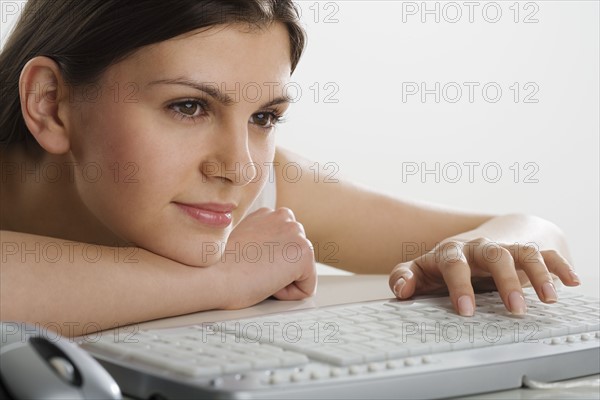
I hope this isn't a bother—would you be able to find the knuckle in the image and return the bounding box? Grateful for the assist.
[274,207,295,220]
[293,220,306,233]
[541,248,560,260]
[484,245,511,264]
[283,220,304,235]
[436,242,464,262]
[499,246,513,260]
[436,245,465,266]
[519,247,544,265]
[438,253,466,269]
[519,243,540,258]
[469,236,493,246]
[439,240,462,251]
[520,243,537,253]
[297,236,313,251]
[480,242,500,258]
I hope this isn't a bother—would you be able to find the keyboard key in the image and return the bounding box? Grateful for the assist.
[328,308,358,317]
[404,358,420,367]
[304,364,332,380]
[349,364,369,375]
[128,351,222,377]
[330,367,348,377]
[343,314,380,324]
[338,343,386,362]
[337,332,371,343]
[291,371,310,382]
[279,352,310,367]
[360,330,396,341]
[269,371,291,385]
[305,347,363,366]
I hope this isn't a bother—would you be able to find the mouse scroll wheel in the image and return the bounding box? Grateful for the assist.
[48,356,77,384]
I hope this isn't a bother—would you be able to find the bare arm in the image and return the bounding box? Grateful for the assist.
[0,209,317,337]
[274,147,495,274]
[0,230,226,337]
[273,148,577,316]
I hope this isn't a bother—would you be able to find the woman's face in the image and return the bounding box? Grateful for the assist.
[67,23,292,266]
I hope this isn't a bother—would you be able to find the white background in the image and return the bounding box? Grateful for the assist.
[282,0,600,294]
[2,1,598,294]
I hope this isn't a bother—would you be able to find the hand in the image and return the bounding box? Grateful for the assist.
[388,237,580,316]
[217,207,317,309]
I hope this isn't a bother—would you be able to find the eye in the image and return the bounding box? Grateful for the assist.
[249,111,284,129]
[168,99,206,121]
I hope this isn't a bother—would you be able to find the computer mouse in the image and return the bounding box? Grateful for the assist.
[0,321,121,400]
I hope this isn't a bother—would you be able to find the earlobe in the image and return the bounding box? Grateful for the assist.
[19,56,71,154]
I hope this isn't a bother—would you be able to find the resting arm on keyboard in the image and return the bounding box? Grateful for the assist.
[274,147,580,317]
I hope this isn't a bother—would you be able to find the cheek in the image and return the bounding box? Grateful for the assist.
[75,100,186,184]
[67,97,277,262]
[70,102,189,231]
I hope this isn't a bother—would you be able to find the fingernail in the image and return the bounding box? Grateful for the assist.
[508,291,527,315]
[393,278,406,299]
[457,295,474,317]
[542,282,557,303]
[569,270,580,285]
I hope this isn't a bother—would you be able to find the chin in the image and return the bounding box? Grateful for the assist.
[181,250,223,268]
[125,229,226,268]
[148,246,224,268]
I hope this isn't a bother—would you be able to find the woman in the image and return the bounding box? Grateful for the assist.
[0,0,579,337]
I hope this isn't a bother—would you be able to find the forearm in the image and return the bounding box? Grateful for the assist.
[445,213,572,263]
[0,231,224,337]
[308,187,493,274]
[274,148,495,275]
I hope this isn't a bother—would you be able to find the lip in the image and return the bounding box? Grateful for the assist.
[174,202,236,228]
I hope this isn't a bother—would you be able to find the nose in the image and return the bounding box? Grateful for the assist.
[200,121,258,186]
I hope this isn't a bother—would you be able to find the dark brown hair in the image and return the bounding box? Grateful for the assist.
[0,0,306,146]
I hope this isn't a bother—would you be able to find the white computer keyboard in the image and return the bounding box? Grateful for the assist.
[81,289,600,399]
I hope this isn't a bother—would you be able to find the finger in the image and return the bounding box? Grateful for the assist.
[507,244,557,303]
[431,243,475,317]
[273,276,317,300]
[291,239,318,297]
[540,249,580,286]
[389,263,417,299]
[273,249,317,300]
[471,240,526,315]
[294,221,306,236]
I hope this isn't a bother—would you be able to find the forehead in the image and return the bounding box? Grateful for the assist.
[106,22,292,88]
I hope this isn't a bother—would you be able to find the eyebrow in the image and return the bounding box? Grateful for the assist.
[147,78,291,109]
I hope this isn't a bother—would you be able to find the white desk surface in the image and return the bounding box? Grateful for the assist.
[122,273,600,400]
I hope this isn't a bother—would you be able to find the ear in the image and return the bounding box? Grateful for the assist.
[19,56,71,154]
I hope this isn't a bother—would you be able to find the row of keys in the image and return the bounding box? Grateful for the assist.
[88,334,309,377]
[265,356,436,385]
[544,331,600,345]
